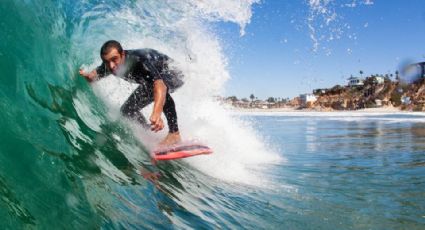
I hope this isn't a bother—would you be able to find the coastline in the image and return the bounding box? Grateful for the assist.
[227,106,425,115]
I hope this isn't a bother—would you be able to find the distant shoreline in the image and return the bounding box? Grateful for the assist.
[227,106,422,114]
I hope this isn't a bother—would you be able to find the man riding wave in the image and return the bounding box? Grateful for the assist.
[79,40,183,146]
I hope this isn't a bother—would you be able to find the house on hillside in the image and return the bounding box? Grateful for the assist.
[373,75,385,84]
[347,76,364,87]
[300,93,317,107]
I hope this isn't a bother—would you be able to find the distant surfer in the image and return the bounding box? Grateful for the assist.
[79,40,183,146]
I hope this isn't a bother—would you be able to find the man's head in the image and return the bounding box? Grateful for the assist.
[100,40,125,75]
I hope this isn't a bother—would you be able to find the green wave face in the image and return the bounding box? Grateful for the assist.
[0,1,160,228]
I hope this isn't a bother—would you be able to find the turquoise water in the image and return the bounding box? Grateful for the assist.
[1,0,425,229]
[244,112,425,229]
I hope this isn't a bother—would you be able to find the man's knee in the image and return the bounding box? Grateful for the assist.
[120,104,134,117]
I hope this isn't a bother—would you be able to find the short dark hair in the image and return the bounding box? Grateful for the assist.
[100,40,123,58]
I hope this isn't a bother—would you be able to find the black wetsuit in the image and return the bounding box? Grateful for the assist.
[96,49,183,133]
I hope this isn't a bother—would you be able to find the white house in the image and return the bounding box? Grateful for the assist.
[347,76,364,87]
[300,93,317,106]
[373,76,385,84]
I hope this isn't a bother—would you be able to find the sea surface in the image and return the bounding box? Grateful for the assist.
[239,112,425,229]
[1,1,425,229]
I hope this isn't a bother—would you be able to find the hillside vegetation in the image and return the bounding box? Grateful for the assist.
[312,77,425,111]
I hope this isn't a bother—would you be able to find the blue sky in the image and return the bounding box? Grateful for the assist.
[219,0,425,100]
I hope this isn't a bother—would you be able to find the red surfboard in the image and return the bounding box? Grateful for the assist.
[152,144,213,161]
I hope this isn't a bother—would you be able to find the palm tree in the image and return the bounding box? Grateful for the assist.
[249,94,255,107]
[250,94,255,102]
[359,70,364,78]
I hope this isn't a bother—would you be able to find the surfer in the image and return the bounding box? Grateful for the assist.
[79,40,183,146]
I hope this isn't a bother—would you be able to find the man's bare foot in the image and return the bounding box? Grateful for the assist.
[158,132,182,147]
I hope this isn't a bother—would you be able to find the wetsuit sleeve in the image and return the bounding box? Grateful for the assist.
[95,63,110,79]
[142,60,162,81]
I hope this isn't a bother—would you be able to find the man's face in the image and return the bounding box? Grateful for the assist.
[102,48,125,75]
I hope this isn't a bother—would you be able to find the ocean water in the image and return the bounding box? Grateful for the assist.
[1,0,425,229]
[240,112,425,229]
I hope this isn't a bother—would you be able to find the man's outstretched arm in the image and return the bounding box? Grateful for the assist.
[79,69,98,82]
[150,79,167,132]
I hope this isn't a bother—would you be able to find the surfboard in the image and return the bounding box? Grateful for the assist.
[152,143,213,161]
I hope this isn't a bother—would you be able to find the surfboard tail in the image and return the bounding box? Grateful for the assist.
[152,144,213,161]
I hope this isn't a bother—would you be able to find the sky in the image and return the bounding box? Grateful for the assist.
[219,0,425,100]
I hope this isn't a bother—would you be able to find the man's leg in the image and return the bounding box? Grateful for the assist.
[120,84,153,129]
[159,93,181,146]
[163,93,179,133]
[121,83,181,146]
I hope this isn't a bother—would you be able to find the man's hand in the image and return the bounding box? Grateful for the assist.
[79,69,97,82]
[149,112,164,132]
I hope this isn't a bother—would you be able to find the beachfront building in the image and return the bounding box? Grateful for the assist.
[373,75,385,84]
[347,76,364,87]
[232,100,250,108]
[252,100,273,109]
[300,93,317,107]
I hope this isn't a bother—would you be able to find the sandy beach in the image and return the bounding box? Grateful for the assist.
[227,106,424,114]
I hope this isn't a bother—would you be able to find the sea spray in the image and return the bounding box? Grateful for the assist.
[306,0,374,53]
